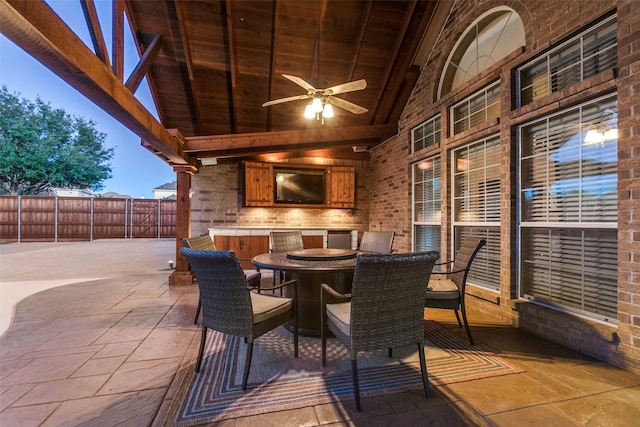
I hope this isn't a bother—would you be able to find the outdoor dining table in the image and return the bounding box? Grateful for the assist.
[252,248,357,336]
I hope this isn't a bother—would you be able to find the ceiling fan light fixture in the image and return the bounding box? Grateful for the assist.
[311,97,323,113]
[304,103,315,119]
[261,2,368,124]
[323,103,334,118]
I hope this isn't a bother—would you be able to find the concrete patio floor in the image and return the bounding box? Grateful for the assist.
[1,239,639,426]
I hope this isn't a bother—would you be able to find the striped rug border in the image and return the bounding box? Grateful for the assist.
[166,319,523,426]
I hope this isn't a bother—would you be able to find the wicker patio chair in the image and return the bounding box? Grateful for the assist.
[358,231,395,253]
[180,248,298,389]
[425,237,486,345]
[321,251,440,411]
[183,236,261,323]
[269,231,304,285]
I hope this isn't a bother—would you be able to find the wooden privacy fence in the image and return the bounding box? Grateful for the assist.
[0,196,176,242]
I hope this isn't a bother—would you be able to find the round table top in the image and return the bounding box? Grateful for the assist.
[286,248,357,261]
[252,249,358,272]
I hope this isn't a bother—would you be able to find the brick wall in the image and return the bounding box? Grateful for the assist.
[368,140,412,252]
[369,0,640,373]
[616,0,640,369]
[190,158,370,238]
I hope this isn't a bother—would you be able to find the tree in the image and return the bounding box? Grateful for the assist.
[0,86,114,195]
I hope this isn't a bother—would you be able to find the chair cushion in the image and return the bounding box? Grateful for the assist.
[250,292,292,324]
[244,270,260,280]
[244,270,261,287]
[326,302,351,337]
[426,279,460,300]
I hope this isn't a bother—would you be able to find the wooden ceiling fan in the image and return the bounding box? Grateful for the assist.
[262,74,368,115]
[262,1,368,119]
[262,74,369,114]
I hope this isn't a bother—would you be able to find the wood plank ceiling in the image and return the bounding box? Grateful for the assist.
[1,0,448,166]
[124,0,441,164]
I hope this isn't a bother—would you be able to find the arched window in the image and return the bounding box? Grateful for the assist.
[439,8,525,98]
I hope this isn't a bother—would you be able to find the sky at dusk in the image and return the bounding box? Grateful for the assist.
[0,1,175,199]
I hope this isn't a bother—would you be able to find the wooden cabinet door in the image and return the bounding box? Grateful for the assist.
[303,235,324,248]
[213,235,269,269]
[243,161,273,207]
[325,166,355,208]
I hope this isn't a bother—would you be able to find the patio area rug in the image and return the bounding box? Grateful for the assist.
[165,318,523,426]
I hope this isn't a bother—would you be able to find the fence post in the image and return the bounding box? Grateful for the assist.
[90,198,94,241]
[17,196,21,243]
[124,199,129,239]
[129,199,134,239]
[55,196,58,242]
[157,199,161,239]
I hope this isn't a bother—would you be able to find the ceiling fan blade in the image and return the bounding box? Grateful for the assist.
[262,94,310,107]
[282,74,317,92]
[327,96,368,114]
[325,79,367,95]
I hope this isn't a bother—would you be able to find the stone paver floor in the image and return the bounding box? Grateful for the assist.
[1,239,639,426]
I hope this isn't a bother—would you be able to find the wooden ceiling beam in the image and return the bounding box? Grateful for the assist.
[190,139,380,161]
[111,0,124,80]
[264,0,279,131]
[224,0,237,133]
[0,0,186,164]
[183,124,397,155]
[308,0,328,82]
[373,2,436,123]
[174,0,203,135]
[79,0,110,67]
[370,1,416,123]
[208,147,370,162]
[346,1,372,81]
[125,33,161,92]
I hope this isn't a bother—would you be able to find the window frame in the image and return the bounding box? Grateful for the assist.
[517,94,618,322]
[450,135,501,291]
[411,115,441,154]
[450,81,501,136]
[516,14,617,108]
[438,7,525,98]
[412,156,442,255]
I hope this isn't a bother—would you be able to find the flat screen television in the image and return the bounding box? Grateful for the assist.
[274,169,325,205]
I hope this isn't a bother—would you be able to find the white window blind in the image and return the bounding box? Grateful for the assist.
[520,97,618,224]
[518,95,618,320]
[451,82,500,135]
[517,15,617,107]
[520,228,618,320]
[452,136,501,290]
[412,115,441,153]
[455,226,500,289]
[413,156,441,253]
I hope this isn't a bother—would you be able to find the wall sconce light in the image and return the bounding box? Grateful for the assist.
[200,158,218,166]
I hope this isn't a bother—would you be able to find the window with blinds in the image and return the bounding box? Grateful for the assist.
[411,115,441,153]
[451,81,500,135]
[413,157,441,255]
[451,136,501,290]
[518,95,618,321]
[517,14,617,108]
